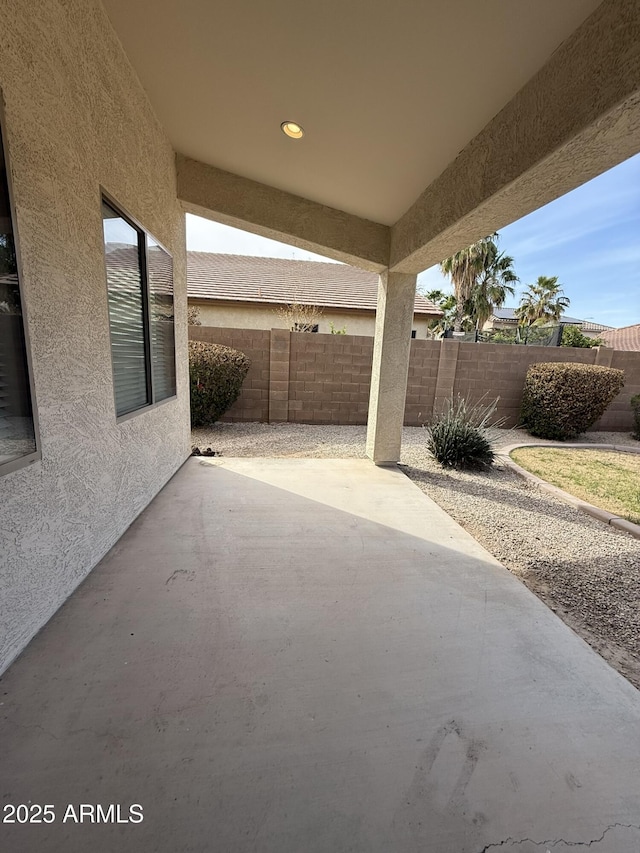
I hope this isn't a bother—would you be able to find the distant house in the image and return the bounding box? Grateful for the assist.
[187,253,442,338]
[483,308,613,339]
[599,324,640,351]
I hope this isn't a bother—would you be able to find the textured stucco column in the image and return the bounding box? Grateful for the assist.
[366,271,417,465]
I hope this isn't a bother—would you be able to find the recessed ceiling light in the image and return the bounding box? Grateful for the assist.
[281,121,304,139]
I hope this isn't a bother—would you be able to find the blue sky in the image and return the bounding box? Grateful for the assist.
[187,152,640,329]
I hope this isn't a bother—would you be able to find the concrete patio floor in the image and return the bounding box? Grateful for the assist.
[1,457,640,853]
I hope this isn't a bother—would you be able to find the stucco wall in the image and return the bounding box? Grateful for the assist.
[191,299,432,338]
[0,0,190,672]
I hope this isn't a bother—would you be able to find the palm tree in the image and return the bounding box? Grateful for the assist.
[440,239,486,332]
[466,242,518,330]
[440,234,517,332]
[515,276,570,329]
[423,289,457,337]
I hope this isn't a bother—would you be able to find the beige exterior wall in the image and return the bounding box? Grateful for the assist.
[190,299,433,338]
[483,319,515,331]
[0,0,190,672]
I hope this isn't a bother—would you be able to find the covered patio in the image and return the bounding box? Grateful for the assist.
[2,458,640,852]
[2,2,640,850]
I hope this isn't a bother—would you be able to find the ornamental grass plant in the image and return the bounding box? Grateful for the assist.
[425,396,505,470]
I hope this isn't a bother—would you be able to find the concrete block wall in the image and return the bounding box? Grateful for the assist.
[269,330,291,423]
[453,343,596,426]
[188,327,640,431]
[607,350,640,430]
[189,326,271,422]
[405,340,441,424]
[288,333,374,425]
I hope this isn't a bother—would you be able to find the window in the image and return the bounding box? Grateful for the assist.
[0,112,38,474]
[293,323,319,333]
[411,330,417,339]
[102,197,176,418]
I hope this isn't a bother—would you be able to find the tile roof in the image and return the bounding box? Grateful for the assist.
[599,323,640,351]
[580,320,615,333]
[491,307,585,325]
[490,307,613,331]
[104,244,174,296]
[187,252,441,315]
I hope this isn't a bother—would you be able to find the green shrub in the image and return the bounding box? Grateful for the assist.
[560,325,603,348]
[482,328,517,345]
[189,341,251,427]
[425,396,503,470]
[631,394,640,441]
[520,362,624,440]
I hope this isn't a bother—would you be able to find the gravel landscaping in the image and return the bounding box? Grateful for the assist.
[192,422,640,689]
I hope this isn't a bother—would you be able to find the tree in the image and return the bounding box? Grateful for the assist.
[440,240,486,332]
[561,325,603,348]
[515,276,570,328]
[466,242,518,330]
[0,233,21,315]
[0,233,17,277]
[276,299,323,332]
[423,289,457,337]
[439,234,517,332]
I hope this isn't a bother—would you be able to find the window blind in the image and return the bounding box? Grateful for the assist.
[0,127,37,469]
[102,202,150,417]
[102,198,175,419]
[147,239,176,403]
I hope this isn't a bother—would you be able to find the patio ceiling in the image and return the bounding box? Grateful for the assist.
[102,0,640,271]
[102,0,598,225]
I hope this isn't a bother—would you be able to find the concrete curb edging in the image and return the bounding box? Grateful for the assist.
[498,442,640,540]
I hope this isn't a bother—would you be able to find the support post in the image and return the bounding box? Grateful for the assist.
[366,271,417,464]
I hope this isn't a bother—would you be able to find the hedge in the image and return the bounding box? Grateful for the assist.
[520,362,624,440]
[189,341,251,427]
[631,393,640,441]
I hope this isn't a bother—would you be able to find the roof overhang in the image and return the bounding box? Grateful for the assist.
[102,0,640,272]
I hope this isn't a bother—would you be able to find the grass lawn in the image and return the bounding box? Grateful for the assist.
[511,447,640,524]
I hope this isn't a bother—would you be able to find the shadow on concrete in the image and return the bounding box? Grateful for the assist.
[1,458,639,853]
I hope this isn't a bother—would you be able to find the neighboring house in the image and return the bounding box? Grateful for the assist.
[599,323,640,351]
[483,308,613,339]
[578,320,617,339]
[187,252,442,338]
